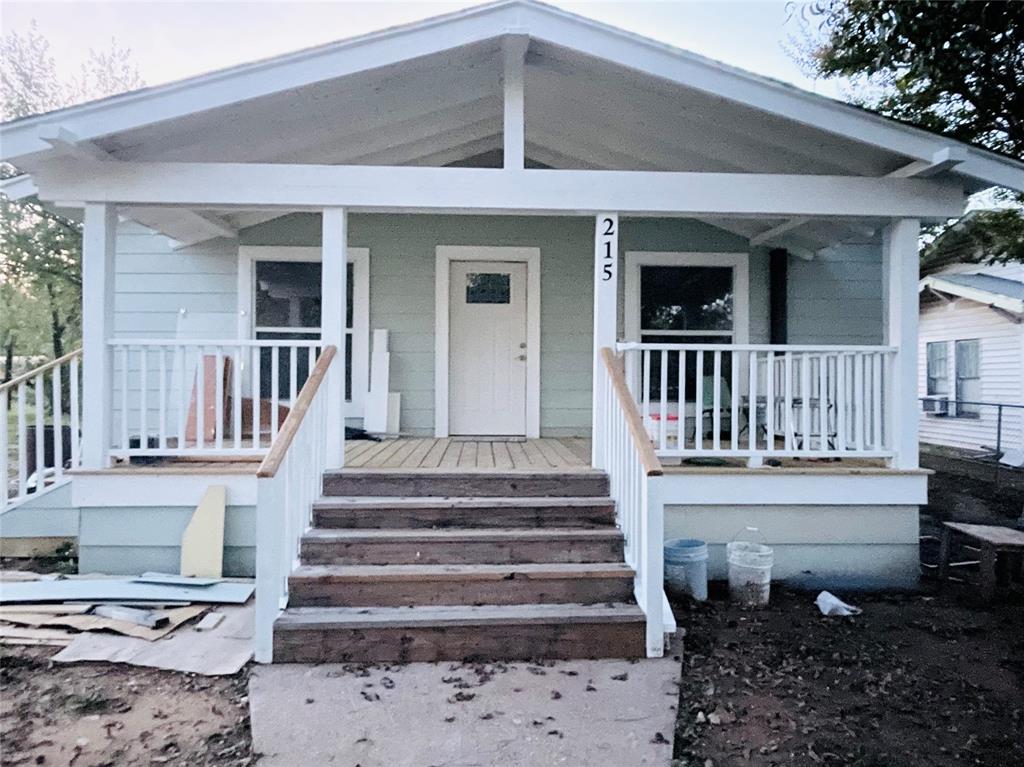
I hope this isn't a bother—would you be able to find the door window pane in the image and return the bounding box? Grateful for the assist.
[466,273,511,304]
[640,266,733,332]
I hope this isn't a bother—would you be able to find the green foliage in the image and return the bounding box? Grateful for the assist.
[789,1,1024,264]
[0,21,142,369]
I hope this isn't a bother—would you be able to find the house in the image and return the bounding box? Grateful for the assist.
[2,0,1023,663]
[918,215,1024,453]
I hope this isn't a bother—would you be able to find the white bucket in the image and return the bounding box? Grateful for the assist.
[726,529,773,606]
[664,538,708,601]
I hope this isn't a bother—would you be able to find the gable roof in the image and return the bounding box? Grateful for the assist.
[920,272,1024,314]
[1,0,1022,194]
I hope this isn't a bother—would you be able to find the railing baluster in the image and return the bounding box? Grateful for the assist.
[677,349,685,450]
[289,345,298,405]
[712,350,722,450]
[748,351,757,452]
[854,352,865,451]
[0,389,7,509]
[658,350,668,451]
[196,346,206,450]
[158,347,168,450]
[818,353,828,454]
[139,345,148,451]
[782,353,793,451]
[52,364,63,480]
[765,351,775,450]
[215,347,224,450]
[121,346,129,452]
[800,352,810,452]
[17,384,27,500]
[176,345,186,451]
[641,349,651,433]
[252,345,262,449]
[872,352,882,449]
[34,374,45,486]
[233,346,242,450]
[271,346,280,441]
[695,350,704,451]
[730,350,739,451]
[836,353,847,452]
[69,356,80,468]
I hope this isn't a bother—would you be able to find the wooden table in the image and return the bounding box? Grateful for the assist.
[938,521,1024,601]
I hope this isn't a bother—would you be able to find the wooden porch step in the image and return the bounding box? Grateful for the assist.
[312,496,617,529]
[272,603,646,663]
[299,527,625,565]
[287,562,635,607]
[321,470,610,498]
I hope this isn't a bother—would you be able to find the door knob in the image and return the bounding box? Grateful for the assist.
[516,354,527,361]
[519,342,527,349]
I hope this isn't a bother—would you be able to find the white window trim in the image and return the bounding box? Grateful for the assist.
[237,245,370,417]
[624,251,750,345]
[434,245,541,439]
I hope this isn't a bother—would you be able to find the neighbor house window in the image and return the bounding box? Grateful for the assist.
[925,342,949,397]
[954,339,981,417]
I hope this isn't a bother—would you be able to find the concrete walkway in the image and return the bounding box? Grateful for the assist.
[250,654,681,766]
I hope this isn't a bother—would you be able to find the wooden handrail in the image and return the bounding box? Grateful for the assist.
[0,348,82,392]
[256,345,337,479]
[600,347,662,477]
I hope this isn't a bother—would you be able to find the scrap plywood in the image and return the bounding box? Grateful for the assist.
[180,485,226,578]
[0,606,206,641]
[54,603,253,675]
[0,578,253,604]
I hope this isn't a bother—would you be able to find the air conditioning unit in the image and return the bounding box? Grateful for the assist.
[922,397,950,416]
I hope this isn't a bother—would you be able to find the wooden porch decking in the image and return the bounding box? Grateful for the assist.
[343,438,594,471]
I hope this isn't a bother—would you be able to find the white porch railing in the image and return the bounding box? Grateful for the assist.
[598,348,665,658]
[254,344,337,663]
[107,339,322,458]
[2,349,83,510]
[618,342,898,461]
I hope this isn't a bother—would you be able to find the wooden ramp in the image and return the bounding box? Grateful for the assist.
[272,464,645,663]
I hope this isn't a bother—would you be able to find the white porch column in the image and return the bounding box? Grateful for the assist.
[80,203,117,469]
[322,207,347,468]
[882,218,921,470]
[592,213,619,467]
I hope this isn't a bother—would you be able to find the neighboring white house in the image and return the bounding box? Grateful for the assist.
[2,0,1023,661]
[919,235,1024,453]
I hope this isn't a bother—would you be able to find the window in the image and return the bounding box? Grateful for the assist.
[639,265,735,399]
[248,252,368,407]
[926,342,949,397]
[954,339,981,417]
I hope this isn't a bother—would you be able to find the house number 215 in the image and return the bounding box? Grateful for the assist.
[600,216,617,282]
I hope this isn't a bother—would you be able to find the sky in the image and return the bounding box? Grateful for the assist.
[0,0,848,100]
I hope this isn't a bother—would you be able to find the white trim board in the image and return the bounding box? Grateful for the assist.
[659,472,927,506]
[237,245,370,417]
[72,472,257,507]
[434,245,541,438]
[624,251,750,345]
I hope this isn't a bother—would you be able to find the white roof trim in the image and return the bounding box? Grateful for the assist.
[1,0,1022,192]
[919,275,1024,314]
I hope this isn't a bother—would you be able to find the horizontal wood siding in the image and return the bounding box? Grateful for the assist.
[787,241,883,344]
[918,298,1024,451]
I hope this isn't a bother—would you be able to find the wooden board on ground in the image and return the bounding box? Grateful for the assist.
[0,606,206,641]
[180,485,226,578]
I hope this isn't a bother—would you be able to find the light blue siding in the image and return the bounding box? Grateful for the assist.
[78,504,256,576]
[787,241,884,344]
[0,482,78,538]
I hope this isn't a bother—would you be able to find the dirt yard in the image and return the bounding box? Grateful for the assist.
[0,647,253,766]
[671,584,1024,767]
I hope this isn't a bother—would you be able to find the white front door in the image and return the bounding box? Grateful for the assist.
[448,261,528,436]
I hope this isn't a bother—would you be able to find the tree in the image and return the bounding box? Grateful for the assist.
[0,21,142,373]
[788,1,1024,262]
